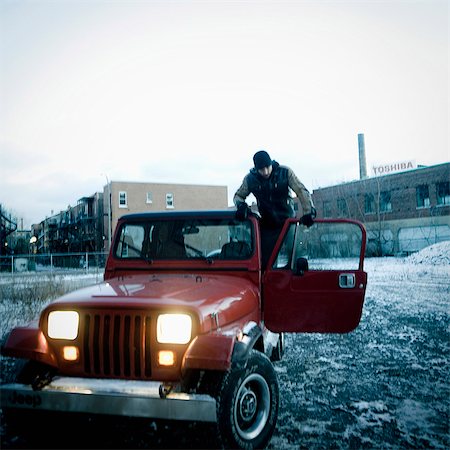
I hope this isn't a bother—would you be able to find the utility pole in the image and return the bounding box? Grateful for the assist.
[101,174,112,251]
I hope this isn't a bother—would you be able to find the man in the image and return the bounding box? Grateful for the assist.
[234,150,316,268]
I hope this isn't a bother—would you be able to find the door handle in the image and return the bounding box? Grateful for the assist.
[339,273,355,288]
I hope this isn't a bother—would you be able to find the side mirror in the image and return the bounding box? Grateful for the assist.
[295,257,309,276]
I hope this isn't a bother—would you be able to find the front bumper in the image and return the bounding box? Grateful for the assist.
[1,377,217,422]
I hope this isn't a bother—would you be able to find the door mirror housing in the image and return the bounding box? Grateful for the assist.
[295,257,309,276]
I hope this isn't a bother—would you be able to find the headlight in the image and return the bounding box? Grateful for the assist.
[47,311,79,340]
[157,314,192,344]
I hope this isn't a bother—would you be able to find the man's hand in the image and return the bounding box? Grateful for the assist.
[235,202,250,220]
[300,207,317,227]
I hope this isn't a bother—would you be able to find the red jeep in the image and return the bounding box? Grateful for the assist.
[1,210,367,449]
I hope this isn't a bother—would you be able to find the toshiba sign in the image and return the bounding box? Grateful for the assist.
[372,160,417,176]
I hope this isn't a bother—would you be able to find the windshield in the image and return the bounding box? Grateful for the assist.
[115,218,254,261]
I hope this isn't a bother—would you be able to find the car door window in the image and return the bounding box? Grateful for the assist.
[291,222,363,271]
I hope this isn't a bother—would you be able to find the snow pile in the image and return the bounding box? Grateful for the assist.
[407,240,450,266]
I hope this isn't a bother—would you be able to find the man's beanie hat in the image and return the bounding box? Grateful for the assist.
[253,150,272,169]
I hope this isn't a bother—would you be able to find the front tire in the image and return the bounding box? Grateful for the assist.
[216,350,279,449]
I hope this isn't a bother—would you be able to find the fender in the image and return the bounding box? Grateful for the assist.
[181,322,264,373]
[231,322,264,369]
[1,326,57,368]
[182,334,235,372]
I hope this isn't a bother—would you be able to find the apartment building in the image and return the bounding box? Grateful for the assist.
[31,193,104,254]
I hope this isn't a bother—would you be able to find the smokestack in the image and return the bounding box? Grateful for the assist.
[358,133,367,179]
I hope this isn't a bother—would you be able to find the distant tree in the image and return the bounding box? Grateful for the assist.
[334,177,393,256]
[0,204,18,256]
[14,237,28,255]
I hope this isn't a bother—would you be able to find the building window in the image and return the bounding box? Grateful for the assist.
[166,193,174,209]
[146,192,153,204]
[416,185,430,208]
[364,193,375,214]
[436,182,450,206]
[337,198,348,217]
[119,191,127,208]
[380,191,392,213]
[323,201,332,218]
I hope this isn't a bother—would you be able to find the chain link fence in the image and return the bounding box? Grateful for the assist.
[0,252,108,275]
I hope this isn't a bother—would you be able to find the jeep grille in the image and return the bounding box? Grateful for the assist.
[82,312,152,378]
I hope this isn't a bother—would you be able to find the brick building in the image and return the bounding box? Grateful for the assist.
[311,163,450,255]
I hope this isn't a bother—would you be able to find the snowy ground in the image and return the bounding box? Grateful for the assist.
[271,248,449,450]
[0,243,449,449]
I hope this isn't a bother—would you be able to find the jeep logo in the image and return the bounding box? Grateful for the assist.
[8,390,42,408]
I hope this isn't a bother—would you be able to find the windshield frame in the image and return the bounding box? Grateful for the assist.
[113,215,255,263]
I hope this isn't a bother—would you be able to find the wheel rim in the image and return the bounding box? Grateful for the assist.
[233,373,270,441]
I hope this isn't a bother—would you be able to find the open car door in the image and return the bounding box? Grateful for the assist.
[263,219,367,333]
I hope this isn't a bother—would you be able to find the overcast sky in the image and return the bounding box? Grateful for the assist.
[1,0,448,228]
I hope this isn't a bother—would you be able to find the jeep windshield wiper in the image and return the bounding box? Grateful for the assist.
[184,244,213,263]
[188,254,214,264]
[185,243,203,257]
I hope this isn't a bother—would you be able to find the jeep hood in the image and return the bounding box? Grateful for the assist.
[45,274,260,332]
